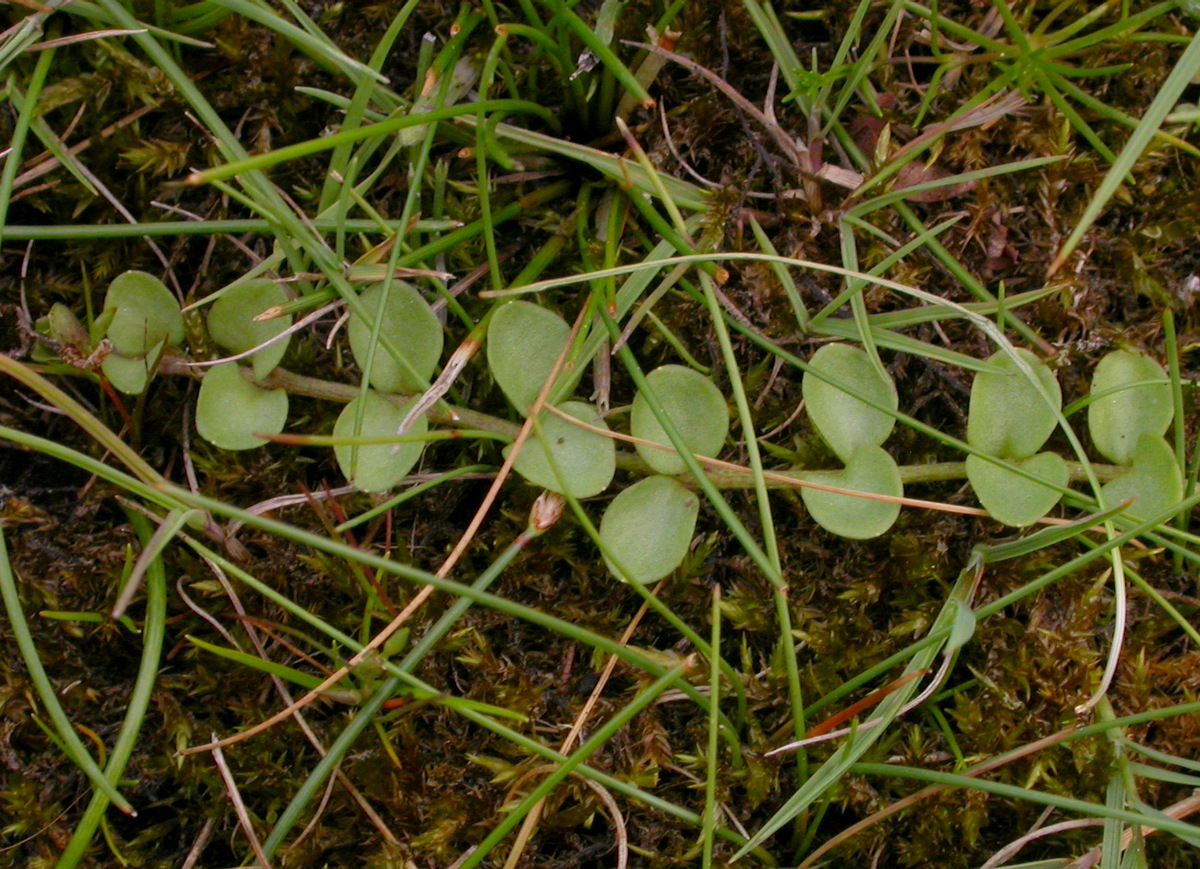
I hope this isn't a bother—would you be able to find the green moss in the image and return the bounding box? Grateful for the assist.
[3,0,1198,866]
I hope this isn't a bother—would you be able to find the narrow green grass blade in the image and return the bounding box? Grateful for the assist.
[1051,28,1200,273]
[0,527,137,816]
[1123,740,1200,776]
[851,762,1200,841]
[456,663,687,869]
[54,513,168,868]
[732,558,980,859]
[0,41,55,247]
[187,636,330,692]
[1102,747,1127,869]
[749,216,810,329]
[702,587,722,869]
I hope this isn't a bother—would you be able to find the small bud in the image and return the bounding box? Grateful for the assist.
[530,491,565,532]
[47,303,88,345]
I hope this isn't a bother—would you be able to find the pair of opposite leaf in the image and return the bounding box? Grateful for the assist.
[96,271,439,494]
[965,348,1069,528]
[800,344,904,539]
[487,300,728,584]
[96,273,1181,550]
[1086,349,1182,522]
[98,270,185,395]
[199,279,439,494]
[967,347,1181,526]
[333,282,442,492]
[83,270,293,449]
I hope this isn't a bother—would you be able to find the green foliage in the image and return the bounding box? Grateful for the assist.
[966,349,1065,526]
[1087,349,1173,466]
[195,362,289,450]
[99,270,184,394]
[100,350,159,395]
[101,270,184,356]
[966,452,1068,528]
[802,343,897,462]
[1102,432,1183,521]
[800,344,902,537]
[967,349,1061,460]
[207,279,293,380]
[630,365,729,476]
[486,300,572,412]
[599,475,700,584]
[505,401,615,498]
[347,282,444,394]
[11,2,1200,866]
[1086,349,1181,520]
[333,392,428,493]
[800,445,902,539]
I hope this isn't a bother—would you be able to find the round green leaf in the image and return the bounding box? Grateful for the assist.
[1088,349,1172,466]
[966,451,1067,527]
[631,365,729,476]
[100,351,151,396]
[1102,433,1183,521]
[504,400,615,498]
[967,348,1061,459]
[208,279,293,381]
[348,282,443,393]
[102,270,184,356]
[486,301,572,414]
[196,362,288,451]
[800,446,902,539]
[802,344,897,462]
[600,475,699,584]
[333,391,428,493]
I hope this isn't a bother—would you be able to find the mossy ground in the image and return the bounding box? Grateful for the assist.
[2,1,1200,866]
